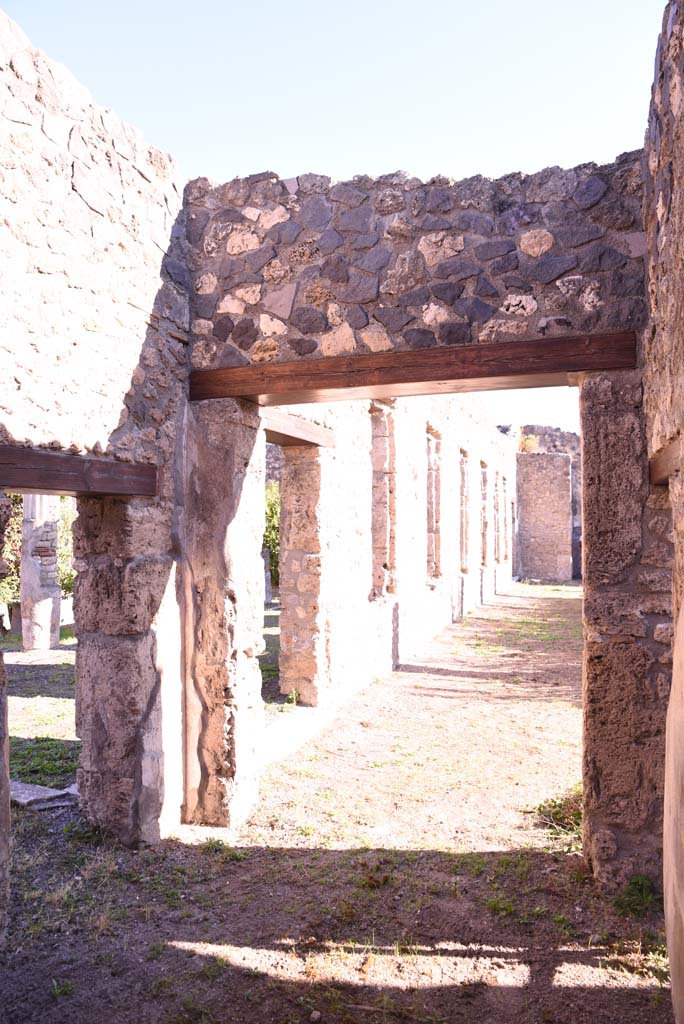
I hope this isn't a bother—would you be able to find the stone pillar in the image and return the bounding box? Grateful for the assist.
[181,399,265,830]
[73,498,184,846]
[580,371,674,888]
[20,494,61,650]
[516,452,573,582]
[279,446,329,707]
[370,403,396,598]
[0,493,11,946]
[665,471,684,1024]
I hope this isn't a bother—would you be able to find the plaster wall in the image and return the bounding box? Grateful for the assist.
[275,394,515,705]
[0,13,191,845]
[515,452,573,582]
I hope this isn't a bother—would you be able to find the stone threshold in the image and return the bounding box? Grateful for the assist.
[10,779,78,811]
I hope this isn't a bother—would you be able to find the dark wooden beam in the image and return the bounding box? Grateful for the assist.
[189,332,637,406]
[649,436,682,486]
[261,408,334,447]
[0,446,158,497]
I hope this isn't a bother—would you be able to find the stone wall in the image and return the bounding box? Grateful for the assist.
[521,425,582,577]
[0,493,11,946]
[184,158,646,375]
[272,393,516,707]
[644,3,684,1018]
[515,452,573,582]
[580,371,673,889]
[0,13,191,845]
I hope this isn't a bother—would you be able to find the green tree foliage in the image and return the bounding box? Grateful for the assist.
[263,481,280,587]
[57,497,77,596]
[0,495,76,604]
[0,494,22,605]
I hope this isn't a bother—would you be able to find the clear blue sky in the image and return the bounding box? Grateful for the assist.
[6,0,666,429]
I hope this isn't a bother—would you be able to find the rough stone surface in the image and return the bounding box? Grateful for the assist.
[520,426,582,577]
[181,399,265,830]
[0,18,191,846]
[184,157,647,366]
[580,371,673,890]
[515,452,573,582]
[644,7,684,1016]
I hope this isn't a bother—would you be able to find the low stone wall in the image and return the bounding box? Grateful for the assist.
[516,452,573,582]
[184,157,646,373]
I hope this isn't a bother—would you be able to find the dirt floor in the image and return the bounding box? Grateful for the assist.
[0,583,673,1024]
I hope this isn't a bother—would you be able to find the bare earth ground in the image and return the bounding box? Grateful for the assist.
[0,583,673,1024]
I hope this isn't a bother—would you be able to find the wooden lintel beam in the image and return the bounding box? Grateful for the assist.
[189,332,637,406]
[260,408,334,447]
[649,436,683,486]
[0,446,158,498]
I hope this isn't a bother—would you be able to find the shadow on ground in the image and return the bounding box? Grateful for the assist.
[1,806,672,1024]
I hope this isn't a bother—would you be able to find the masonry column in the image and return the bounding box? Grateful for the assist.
[279,445,330,707]
[74,496,185,847]
[181,399,265,829]
[0,493,11,946]
[20,494,61,650]
[580,370,673,888]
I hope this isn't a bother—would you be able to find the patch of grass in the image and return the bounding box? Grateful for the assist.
[149,941,166,961]
[195,955,228,980]
[51,978,73,999]
[10,735,80,789]
[199,838,248,864]
[454,852,487,878]
[534,783,582,849]
[484,893,515,917]
[63,819,105,846]
[602,931,670,987]
[552,912,575,937]
[60,625,77,645]
[613,875,663,918]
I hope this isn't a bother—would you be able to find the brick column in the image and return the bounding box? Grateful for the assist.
[20,494,61,650]
[279,445,329,706]
[580,370,673,888]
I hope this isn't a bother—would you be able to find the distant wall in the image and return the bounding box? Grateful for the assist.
[521,425,582,577]
[0,12,191,845]
[516,452,573,582]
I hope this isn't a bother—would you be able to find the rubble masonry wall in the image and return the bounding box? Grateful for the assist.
[515,452,573,582]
